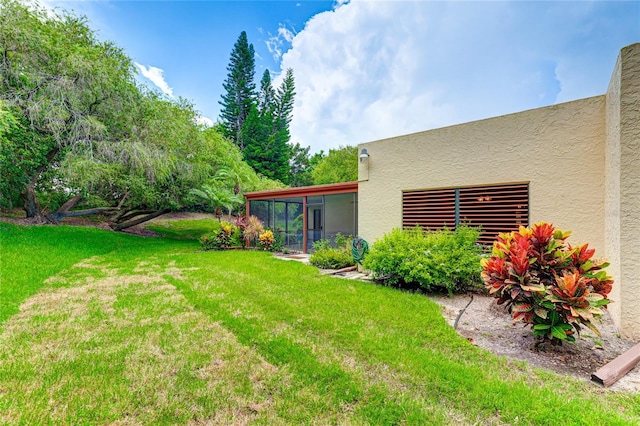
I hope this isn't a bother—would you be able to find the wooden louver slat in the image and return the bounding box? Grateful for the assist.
[402,184,529,245]
[402,188,456,230]
[459,184,528,245]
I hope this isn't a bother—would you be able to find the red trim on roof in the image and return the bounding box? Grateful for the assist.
[245,181,358,200]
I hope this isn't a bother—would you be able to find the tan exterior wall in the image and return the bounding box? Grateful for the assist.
[358,43,640,339]
[605,47,623,333]
[358,96,606,251]
[605,44,640,339]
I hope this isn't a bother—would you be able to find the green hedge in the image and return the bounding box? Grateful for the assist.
[309,233,356,269]
[363,225,483,294]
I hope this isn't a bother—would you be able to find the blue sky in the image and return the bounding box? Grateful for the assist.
[43,0,639,153]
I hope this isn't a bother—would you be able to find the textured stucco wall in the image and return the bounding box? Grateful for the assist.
[605,47,623,333]
[606,43,640,339]
[358,96,606,255]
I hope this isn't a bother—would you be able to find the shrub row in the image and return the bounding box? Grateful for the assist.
[363,225,483,295]
[309,233,356,269]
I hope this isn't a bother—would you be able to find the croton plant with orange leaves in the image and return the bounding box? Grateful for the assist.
[481,222,613,345]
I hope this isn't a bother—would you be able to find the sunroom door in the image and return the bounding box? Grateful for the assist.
[306,204,323,251]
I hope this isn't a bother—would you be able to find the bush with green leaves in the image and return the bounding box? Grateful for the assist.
[258,229,275,251]
[272,228,285,252]
[199,221,242,250]
[481,222,613,346]
[363,225,483,294]
[311,238,331,252]
[309,233,356,269]
[199,232,219,251]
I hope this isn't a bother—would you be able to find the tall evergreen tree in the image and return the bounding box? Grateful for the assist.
[272,68,296,143]
[258,69,275,115]
[243,102,290,183]
[219,34,298,184]
[243,68,295,184]
[219,31,256,150]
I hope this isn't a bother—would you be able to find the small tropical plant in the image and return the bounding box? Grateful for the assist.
[189,167,244,216]
[271,227,285,252]
[243,215,264,245]
[258,229,275,251]
[233,214,247,230]
[199,221,240,250]
[481,222,613,346]
[199,232,218,251]
[218,222,237,247]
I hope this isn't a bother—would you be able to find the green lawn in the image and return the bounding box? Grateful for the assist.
[0,222,638,424]
[145,218,221,240]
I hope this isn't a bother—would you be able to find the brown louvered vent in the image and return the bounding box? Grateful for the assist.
[402,188,456,230]
[459,184,529,245]
[402,183,529,246]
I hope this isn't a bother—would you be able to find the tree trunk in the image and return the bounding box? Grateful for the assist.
[21,146,60,219]
[114,209,157,224]
[46,194,119,223]
[110,209,170,231]
[108,192,131,222]
[22,182,40,219]
[48,206,119,223]
[46,194,83,223]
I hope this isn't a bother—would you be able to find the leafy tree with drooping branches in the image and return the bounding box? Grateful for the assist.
[311,145,357,184]
[0,1,279,229]
[0,103,55,208]
[0,0,140,218]
[186,127,286,216]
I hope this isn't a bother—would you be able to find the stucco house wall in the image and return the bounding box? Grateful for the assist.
[358,95,606,250]
[358,43,639,339]
[605,44,640,339]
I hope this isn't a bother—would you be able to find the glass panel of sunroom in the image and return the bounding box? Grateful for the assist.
[285,201,304,251]
[324,193,357,245]
[249,200,273,229]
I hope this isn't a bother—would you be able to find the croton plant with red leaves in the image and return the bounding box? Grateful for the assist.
[481,222,613,345]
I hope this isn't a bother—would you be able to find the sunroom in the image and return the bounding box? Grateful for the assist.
[244,182,358,253]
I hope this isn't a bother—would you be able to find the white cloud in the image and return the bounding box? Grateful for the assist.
[265,24,297,62]
[278,26,295,43]
[195,115,214,128]
[276,0,638,153]
[135,63,174,97]
[333,0,350,10]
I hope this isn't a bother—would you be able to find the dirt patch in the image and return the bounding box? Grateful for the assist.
[429,293,640,392]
